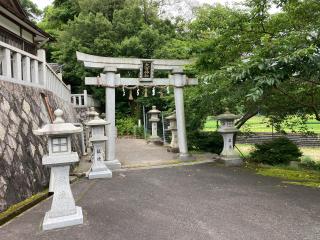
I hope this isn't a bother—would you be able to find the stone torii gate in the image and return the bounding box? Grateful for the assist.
[77,52,198,164]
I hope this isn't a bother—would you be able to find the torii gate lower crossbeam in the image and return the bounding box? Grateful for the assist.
[77,52,198,164]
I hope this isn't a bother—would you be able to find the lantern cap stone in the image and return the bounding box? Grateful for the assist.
[166,111,176,120]
[86,115,110,126]
[148,106,161,114]
[33,109,82,136]
[86,107,98,117]
[216,108,240,120]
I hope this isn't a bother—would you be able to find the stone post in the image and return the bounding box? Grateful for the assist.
[2,48,11,77]
[217,109,242,166]
[166,111,179,153]
[13,52,22,81]
[33,109,83,231]
[103,67,121,170]
[86,115,112,179]
[173,69,194,161]
[83,90,88,107]
[22,56,31,83]
[31,59,39,84]
[147,106,162,144]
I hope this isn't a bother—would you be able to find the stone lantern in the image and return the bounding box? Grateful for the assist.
[166,111,179,153]
[85,107,98,151]
[33,109,83,231]
[216,108,242,166]
[148,106,161,143]
[86,115,112,179]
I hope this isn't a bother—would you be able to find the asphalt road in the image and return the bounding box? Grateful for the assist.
[1,163,320,240]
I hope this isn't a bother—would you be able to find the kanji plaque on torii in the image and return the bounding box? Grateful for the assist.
[77,52,198,163]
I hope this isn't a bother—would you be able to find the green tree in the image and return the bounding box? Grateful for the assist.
[226,0,320,129]
[186,0,320,134]
[20,0,42,21]
[40,0,182,116]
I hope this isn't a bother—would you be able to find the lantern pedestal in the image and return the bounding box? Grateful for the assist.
[105,160,121,170]
[42,153,83,230]
[43,206,83,231]
[178,153,195,161]
[89,163,112,179]
[88,140,112,179]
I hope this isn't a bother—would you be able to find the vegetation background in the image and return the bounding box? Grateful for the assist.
[22,0,320,147]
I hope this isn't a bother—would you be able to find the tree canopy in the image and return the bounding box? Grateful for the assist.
[20,0,42,21]
[37,0,320,134]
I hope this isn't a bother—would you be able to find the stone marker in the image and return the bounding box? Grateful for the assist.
[33,109,83,231]
[86,115,112,179]
[166,111,179,153]
[148,106,162,144]
[216,108,242,166]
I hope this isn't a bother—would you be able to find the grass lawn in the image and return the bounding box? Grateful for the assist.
[204,116,320,133]
[239,144,320,188]
[252,165,320,188]
[236,144,320,162]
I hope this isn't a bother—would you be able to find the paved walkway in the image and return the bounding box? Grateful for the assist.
[75,138,214,173]
[117,138,178,167]
[1,140,320,239]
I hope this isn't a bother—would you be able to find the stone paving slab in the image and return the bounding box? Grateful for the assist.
[1,163,320,240]
[116,138,178,167]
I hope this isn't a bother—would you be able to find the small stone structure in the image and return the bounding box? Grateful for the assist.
[166,111,179,153]
[217,109,242,166]
[148,106,162,144]
[87,115,112,179]
[34,109,83,230]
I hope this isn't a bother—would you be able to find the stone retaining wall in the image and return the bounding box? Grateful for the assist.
[0,80,82,212]
[237,132,320,146]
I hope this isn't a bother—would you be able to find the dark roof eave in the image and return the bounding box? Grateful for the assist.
[1,1,54,41]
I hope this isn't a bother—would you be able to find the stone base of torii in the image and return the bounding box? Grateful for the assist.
[77,52,198,162]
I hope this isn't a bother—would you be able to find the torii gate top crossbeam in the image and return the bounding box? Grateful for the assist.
[76,52,192,71]
[77,51,198,87]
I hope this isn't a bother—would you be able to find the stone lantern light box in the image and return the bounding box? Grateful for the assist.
[33,109,83,231]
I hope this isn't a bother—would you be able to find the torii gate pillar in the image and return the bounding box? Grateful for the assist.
[173,70,194,161]
[103,67,121,170]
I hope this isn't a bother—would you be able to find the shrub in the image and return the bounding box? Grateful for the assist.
[117,117,136,136]
[300,157,320,171]
[188,131,223,154]
[133,126,145,139]
[250,137,302,165]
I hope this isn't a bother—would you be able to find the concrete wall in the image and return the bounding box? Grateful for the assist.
[237,132,320,147]
[0,80,82,212]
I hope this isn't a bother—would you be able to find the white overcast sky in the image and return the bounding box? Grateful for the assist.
[31,0,243,10]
